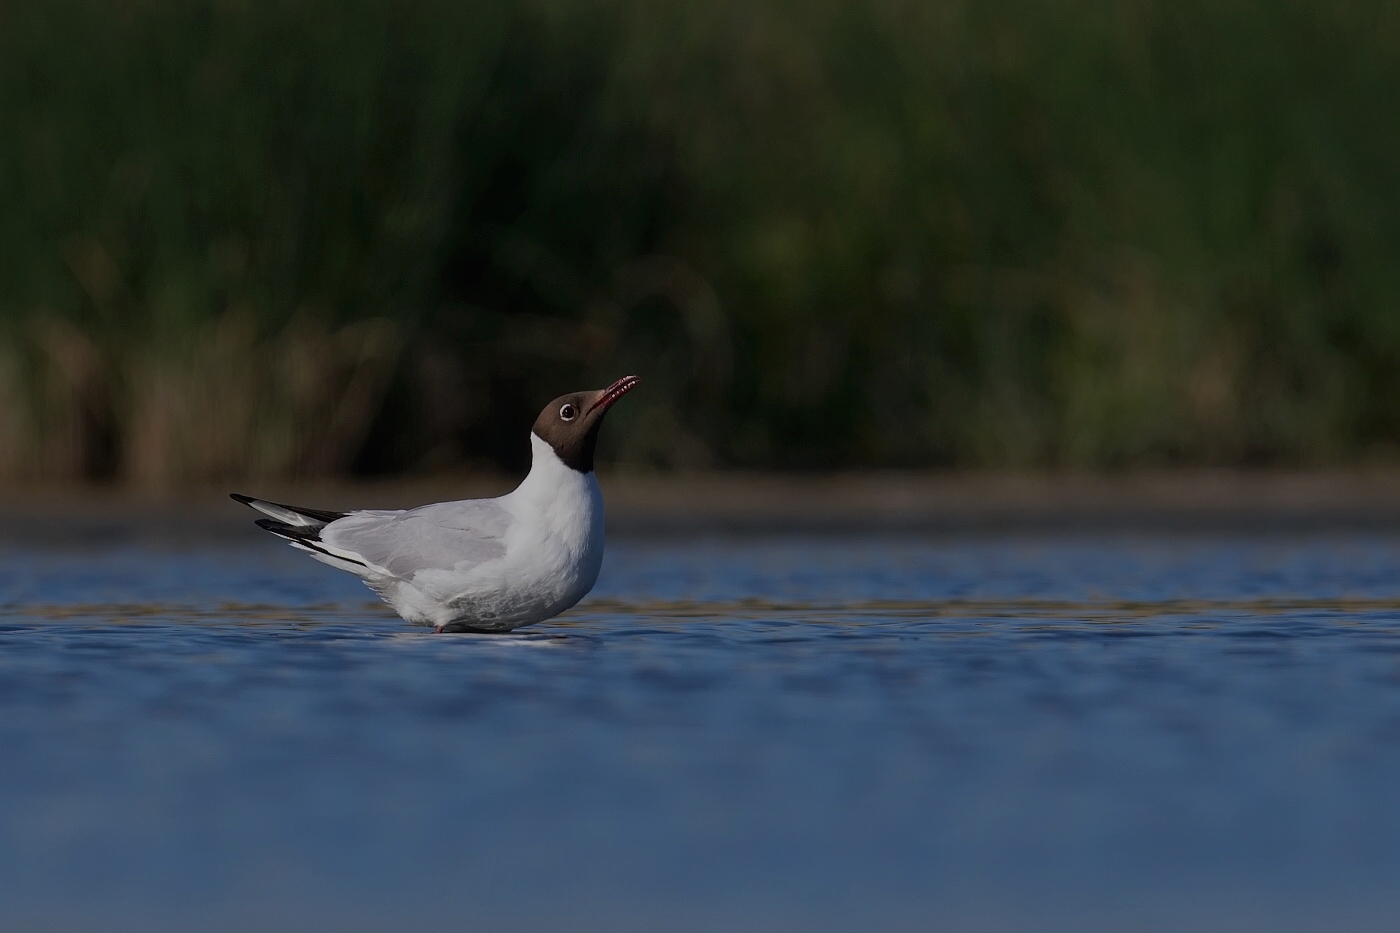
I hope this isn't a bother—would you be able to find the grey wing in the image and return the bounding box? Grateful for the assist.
[319,500,511,580]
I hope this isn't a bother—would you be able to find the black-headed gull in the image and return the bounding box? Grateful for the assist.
[233,375,640,632]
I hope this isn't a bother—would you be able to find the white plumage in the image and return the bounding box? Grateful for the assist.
[235,376,637,632]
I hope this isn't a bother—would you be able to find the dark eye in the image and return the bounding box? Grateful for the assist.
[559,403,577,421]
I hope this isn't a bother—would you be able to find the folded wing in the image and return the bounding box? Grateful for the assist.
[320,500,511,580]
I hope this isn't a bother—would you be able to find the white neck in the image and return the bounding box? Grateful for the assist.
[503,433,605,559]
[510,432,595,501]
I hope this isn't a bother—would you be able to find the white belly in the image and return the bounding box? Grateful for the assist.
[379,540,603,631]
[368,449,606,631]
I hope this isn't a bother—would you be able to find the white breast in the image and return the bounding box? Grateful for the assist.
[387,434,606,630]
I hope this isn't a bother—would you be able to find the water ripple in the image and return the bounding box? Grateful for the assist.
[4,535,1400,931]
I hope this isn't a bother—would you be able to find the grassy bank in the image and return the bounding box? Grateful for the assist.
[2,0,1399,483]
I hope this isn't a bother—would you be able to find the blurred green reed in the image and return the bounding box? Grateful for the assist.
[1,0,1399,483]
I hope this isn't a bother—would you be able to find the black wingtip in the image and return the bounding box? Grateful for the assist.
[254,517,316,541]
[231,493,349,525]
[253,518,367,567]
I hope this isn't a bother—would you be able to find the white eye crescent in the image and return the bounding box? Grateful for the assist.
[559,403,577,421]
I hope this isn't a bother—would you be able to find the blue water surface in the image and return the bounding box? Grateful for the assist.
[3,530,1400,931]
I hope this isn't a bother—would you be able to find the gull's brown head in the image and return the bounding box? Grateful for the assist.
[531,375,640,473]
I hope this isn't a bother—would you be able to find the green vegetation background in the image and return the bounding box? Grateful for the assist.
[2,0,1399,483]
